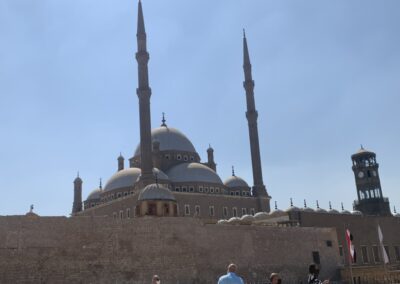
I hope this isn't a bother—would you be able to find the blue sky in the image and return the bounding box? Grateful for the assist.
[1,0,399,216]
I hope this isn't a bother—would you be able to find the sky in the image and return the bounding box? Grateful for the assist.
[0,0,399,216]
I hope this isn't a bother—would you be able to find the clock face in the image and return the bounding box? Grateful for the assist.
[373,170,377,177]
[358,171,364,178]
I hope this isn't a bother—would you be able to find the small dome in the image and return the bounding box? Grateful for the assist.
[286,206,301,213]
[351,210,363,215]
[254,212,269,220]
[315,208,327,213]
[138,183,176,201]
[352,147,375,158]
[217,219,228,224]
[240,214,255,223]
[269,209,284,217]
[341,209,351,215]
[302,207,315,213]
[394,213,400,218]
[104,168,168,192]
[166,162,223,184]
[328,208,340,214]
[227,217,241,224]
[134,126,196,156]
[224,175,249,188]
[87,188,102,200]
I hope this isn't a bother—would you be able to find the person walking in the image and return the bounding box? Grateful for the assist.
[308,264,329,284]
[269,273,281,284]
[152,275,161,284]
[217,263,244,284]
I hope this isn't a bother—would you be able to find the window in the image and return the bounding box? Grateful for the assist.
[216,187,219,193]
[230,192,234,196]
[373,245,380,263]
[326,240,332,247]
[370,190,375,198]
[242,208,247,216]
[190,156,194,161]
[394,246,400,262]
[117,193,122,198]
[126,208,131,218]
[111,194,115,199]
[209,206,215,217]
[177,154,182,160]
[235,191,240,196]
[223,207,228,218]
[204,187,209,193]
[384,246,390,262]
[312,251,320,265]
[250,208,255,216]
[183,155,188,161]
[175,187,180,192]
[360,191,365,200]
[367,170,371,177]
[124,192,128,197]
[184,205,190,216]
[113,212,117,219]
[119,210,123,219]
[195,205,200,216]
[189,186,194,192]
[232,207,237,217]
[165,154,170,160]
[182,186,187,192]
[199,186,203,193]
[361,246,369,263]
[130,191,134,195]
[210,187,214,193]
[375,189,380,197]
[339,246,343,256]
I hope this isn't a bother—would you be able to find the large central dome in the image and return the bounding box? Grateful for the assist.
[134,126,197,156]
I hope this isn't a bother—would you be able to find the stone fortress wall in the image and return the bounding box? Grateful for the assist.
[0,215,340,283]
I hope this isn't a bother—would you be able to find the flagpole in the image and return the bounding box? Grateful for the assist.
[344,223,354,284]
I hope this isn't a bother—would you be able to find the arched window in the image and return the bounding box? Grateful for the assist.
[232,207,238,217]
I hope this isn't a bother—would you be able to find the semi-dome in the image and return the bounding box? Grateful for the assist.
[351,210,363,215]
[104,168,168,192]
[166,162,223,184]
[87,188,102,200]
[224,175,249,188]
[138,183,176,201]
[240,214,255,224]
[134,126,196,156]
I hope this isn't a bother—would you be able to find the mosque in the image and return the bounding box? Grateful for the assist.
[72,0,270,220]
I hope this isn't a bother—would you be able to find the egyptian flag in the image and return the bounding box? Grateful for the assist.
[345,229,356,263]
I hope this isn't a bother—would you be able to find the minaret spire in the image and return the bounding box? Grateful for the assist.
[136,0,154,185]
[242,30,269,210]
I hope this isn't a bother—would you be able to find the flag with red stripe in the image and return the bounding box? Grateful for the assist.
[345,229,356,263]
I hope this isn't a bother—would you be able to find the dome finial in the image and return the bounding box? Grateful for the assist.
[99,178,102,189]
[161,112,167,127]
[304,199,307,208]
[341,202,344,211]
[329,201,332,210]
[316,200,320,209]
[243,28,246,38]
[360,144,364,150]
[394,206,397,214]
[232,166,235,176]
[290,198,293,207]
[275,201,278,210]
[77,171,80,178]
[30,204,34,213]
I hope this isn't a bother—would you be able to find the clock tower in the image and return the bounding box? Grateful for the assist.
[351,146,391,216]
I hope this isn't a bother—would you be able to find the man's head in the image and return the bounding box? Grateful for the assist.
[270,273,280,284]
[227,263,237,273]
[152,275,160,284]
[309,264,320,276]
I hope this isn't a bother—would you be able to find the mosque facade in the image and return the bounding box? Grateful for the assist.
[72,0,270,220]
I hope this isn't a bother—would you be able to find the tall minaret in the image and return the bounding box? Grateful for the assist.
[72,173,82,214]
[242,30,269,203]
[136,0,154,184]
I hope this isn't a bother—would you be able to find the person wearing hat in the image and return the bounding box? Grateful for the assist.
[269,273,281,284]
[152,275,161,284]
